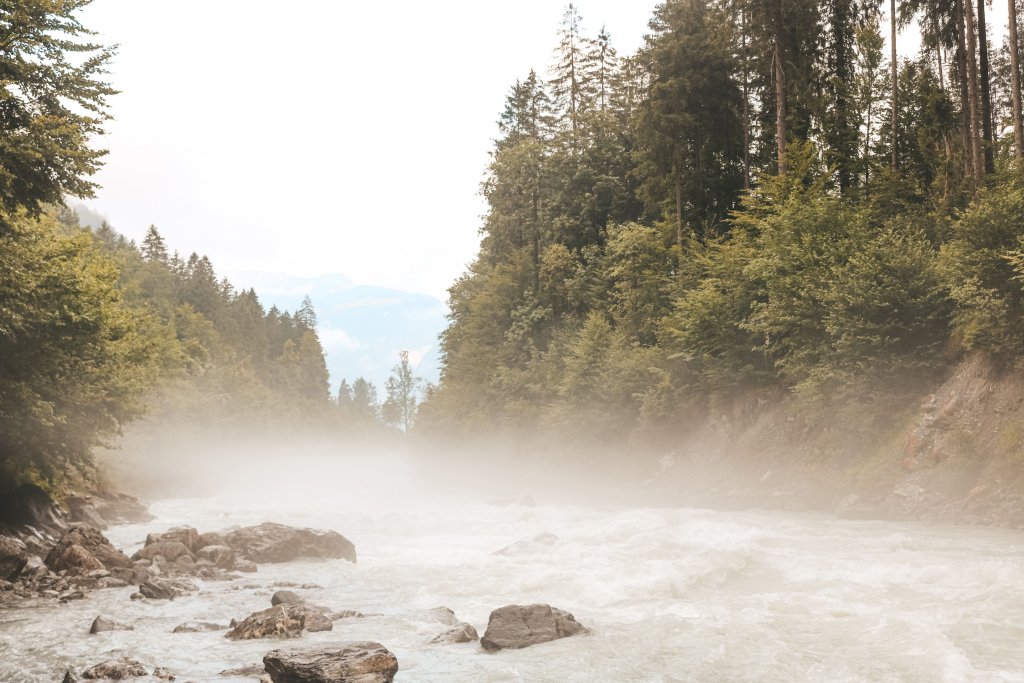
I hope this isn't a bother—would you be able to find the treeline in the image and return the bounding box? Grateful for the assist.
[421,0,1024,446]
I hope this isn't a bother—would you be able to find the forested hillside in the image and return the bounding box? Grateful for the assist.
[0,2,341,490]
[421,0,1024,461]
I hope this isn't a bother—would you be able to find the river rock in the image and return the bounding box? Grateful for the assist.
[196,531,227,548]
[225,523,356,563]
[62,671,77,683]
[152,666,175,680]
[132,540,193,563]
[173,620,226,633]
[81,657,147,679]
[45,524,131,572]
[196,543,234,568]
[271,590,303,606]
[138,578,198,600]
[0,536,28,580]
[146,526,200,553]
[226,603,333,640]
[90,615,134,633]
[263,642,398,683]
[429,622,479,644]
[48,543,104,574]
[236,558,258,573]
[480,604,588,651]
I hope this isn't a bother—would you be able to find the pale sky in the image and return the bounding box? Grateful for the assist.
[77,0,660,301]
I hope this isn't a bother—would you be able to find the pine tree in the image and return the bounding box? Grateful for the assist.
[141,226,169,265]
[382,350,424,431]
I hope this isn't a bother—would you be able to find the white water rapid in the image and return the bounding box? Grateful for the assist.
[2,453,1024,682]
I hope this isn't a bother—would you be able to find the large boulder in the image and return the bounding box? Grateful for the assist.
[225,523,356,564]
[480,604,588,651]
[0,536,28,580]
[81,657,148,679]
[196,544,234,568]
[263,642,398,683]
[48,543,104,575]
[131,540,193,563]
[89,615,134,634]
[226,603,333,640]
[138,578,198,600]
[45,524,131,572]
[145,526,200,553]
[271,590,303,606]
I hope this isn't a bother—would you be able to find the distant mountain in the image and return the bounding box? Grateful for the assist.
[229,271,447,394]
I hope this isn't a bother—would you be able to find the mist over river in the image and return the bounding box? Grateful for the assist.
[2,452,1024,682]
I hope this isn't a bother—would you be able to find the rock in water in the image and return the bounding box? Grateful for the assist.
[145,526,200,553]
[81,657,147,679]
[138,578,198,600]
[263,642,398,683]
[45,524,131,572]
[196,544,235,568]
[429,622,479,644]
[89,615,134,634]
[172,621,226,633]
[49,543,104,575]
[271,590,303,606]
[131,540,193,562]
[224,523,356,563]
[480,604,588,651]
[61,671,77,683]
[226,603,333,640]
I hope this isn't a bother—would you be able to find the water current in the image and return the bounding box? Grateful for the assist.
[2,459,1024,682]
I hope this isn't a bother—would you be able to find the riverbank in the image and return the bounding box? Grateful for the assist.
[646,352,1024,529]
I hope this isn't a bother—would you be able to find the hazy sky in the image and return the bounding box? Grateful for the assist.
[77,1,660,300]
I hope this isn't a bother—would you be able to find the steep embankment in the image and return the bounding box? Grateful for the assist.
[658,353,1024,528]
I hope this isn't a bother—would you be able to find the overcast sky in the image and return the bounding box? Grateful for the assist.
[77,1,659,300]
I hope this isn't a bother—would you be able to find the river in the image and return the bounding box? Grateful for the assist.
[2,458,1024,682]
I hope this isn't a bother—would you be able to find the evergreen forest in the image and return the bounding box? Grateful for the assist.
[419,0,1024,455]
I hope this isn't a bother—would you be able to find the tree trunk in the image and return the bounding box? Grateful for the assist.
[963,0,984,177]
[834,0,852,189]
[890,0,898,170]
[977,0,994,173]
[741,3,751,190]
[953,0,975,176]
[774,8,788,176]
[1010,0,1024,159]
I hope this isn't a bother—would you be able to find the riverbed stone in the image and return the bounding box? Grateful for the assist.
[480,604,588,651]
[196,544,234,568]
[172,620,226,633]
[263,642,398,683]
[45,524,131,571]
[224,522,356,563]
[271,589,303,606]
[132,540,193,563]
[48,543,104,575]
[138,577,198,600]
[81,656,147,679]
[146,526,200,553]
[226,603,333,640]
[429,622,479,644]
[89,615,134,633]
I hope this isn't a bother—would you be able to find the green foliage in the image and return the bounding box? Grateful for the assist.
[0,0,116,215]
[941,180,1024,357]
[381,350,425,431]
[0,211,160,483]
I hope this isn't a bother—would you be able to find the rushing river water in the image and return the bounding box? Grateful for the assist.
[2,463,1024,682]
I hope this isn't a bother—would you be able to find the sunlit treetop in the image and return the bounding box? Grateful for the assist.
[0,0,116,217]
